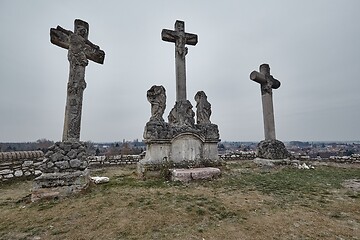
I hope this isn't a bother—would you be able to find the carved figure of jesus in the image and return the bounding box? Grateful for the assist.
[50,19,105,141]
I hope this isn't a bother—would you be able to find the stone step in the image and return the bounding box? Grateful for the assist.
[171,167,221,182]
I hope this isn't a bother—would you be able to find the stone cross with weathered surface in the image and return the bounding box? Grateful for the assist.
[250,64,281,141]
[50,19,105,141]
[161,20,198,102]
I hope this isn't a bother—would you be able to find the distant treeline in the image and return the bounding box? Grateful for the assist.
[0,139,147,156]
[0,139,54,152]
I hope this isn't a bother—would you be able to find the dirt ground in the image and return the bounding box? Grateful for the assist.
[0,161,359,240]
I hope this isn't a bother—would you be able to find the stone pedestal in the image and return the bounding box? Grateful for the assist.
[256,139,291,160]
[31,141,89,201]
[138,122,222,178]
[142,19,220,179]
[171,167,221,182]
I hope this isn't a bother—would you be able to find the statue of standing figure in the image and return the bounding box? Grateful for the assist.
[147,85,166,122]
[195,91,212,124]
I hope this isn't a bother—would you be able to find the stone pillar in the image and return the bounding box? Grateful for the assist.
[261,92,276,140]
[175,46,187,101]
[250,64,290,160]
[161,20,198,102]
[32,141,89,201]
[32,19,105,201]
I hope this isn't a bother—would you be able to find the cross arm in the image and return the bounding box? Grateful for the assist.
[50,26,72,49]
[250,71,280,89]
[50,26,105,64]
[161,29,176,43]
[161,29,198,46]
[184,33,198,46]
[84,40,105,64]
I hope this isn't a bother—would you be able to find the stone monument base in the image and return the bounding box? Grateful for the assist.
[31,170,89,202]
[138,133,223,179]
[140,86,222,179]
[171,167,221,182]
[256,139,291,160]
[31,140,89,201]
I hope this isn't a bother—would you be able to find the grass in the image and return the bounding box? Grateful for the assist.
[0,161,359,240]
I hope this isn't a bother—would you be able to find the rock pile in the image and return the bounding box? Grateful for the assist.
[32,141,89,202]
[256,139,291,160]
[39,141,88,173]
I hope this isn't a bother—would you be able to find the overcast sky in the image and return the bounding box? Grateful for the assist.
[0,0,359,142]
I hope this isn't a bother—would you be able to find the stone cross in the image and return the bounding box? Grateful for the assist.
[161,20,198,102]
[250,64,281,141]
[50,19,105,141]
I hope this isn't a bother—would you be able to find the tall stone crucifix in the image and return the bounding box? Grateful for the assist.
[50,19,105,141]
[161,20,198,102]
[250,64,281,141]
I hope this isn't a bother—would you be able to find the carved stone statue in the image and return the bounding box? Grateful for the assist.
[168,100,195,128]
[250,63,291,159]
[174,21,188,59]
[147,85,166,122]
[161,20,198,102]
[50,19,105,142]
[195,91,211,124]
[32,19,104,201]
[139,20,221,178]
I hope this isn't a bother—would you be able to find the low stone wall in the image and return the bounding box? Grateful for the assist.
[220,152,360,164]
[220,152,257,161]
[88,155,141,167]
[0,151,44,182]
[327,155,360,164]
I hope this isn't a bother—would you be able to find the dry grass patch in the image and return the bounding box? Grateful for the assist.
[0,162,359,240]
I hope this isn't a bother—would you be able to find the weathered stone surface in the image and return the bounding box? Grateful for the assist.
[32,140,89,201]
[147,85,166,122]
[33,170,89,188]
[168,100,195,128]
[139,21,220,178]
[50,19,105,141]
[77,152,85,159]
[55,161,70,170]
[250,64,279,141]
[171,134,202,163]
[195,91,211,124]
[143,95,219,142]
[51,152,64,162]
[171,167,221,182]
[44,150,54,158]
[196,123,220,140]
[250,64,292,160]
[253,158,275,167]
[67,149,78,159]
[14,170,23,177]
[0,151,44,182]
[60,142,72,152]
[72,141,82,149]
[39,141,88,172]
[0,151,44,160]
[22,160,33,167]
[69,159,82,168]
[0,169,12,175]
[47,161,54,169]
[162,20,198,102]
[31,169,89,202]
[256,139,291,160]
